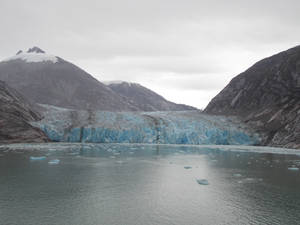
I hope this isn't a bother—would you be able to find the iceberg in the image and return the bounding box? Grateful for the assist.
[48,159,60,165]
[233,173,242,177]
[30,156,46,161]
[184,166,192,169]
[196,179,209,185]
[288,167,299,171]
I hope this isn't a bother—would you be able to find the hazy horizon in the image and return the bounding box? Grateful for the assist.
[1,0,300,109]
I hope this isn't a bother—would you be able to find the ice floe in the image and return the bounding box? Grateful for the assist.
[48,159,60,165]
[196,179,209,185]
[184,166,192,169]
[30,156,46,161]
[288,167,299,171]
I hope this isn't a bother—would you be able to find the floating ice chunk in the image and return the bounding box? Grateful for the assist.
[30,156,46,161]
[196,179,209,185]
[184,166,192,169]
[233,173,242,177]
[48,159,60,165]
[288,167,299,171]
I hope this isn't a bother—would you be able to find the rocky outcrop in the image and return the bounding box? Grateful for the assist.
[0,80,48,143]
[106,81,197,111]
[205,45,300,149]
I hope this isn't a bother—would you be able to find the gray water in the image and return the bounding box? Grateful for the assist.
[0,143,300,225]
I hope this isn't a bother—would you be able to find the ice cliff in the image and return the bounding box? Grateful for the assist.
[32,105,260,145]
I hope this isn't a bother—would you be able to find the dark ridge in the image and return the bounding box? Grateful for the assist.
[205,45,300,149]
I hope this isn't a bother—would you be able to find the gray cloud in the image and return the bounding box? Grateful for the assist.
[0,0,300,108]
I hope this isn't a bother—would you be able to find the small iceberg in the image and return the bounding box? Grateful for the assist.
[48,159,60,165]
[30,156,46,161]
[184,166,192,169]
[196,179,209,185]
[288,167,299,171]
[233,173,242,177]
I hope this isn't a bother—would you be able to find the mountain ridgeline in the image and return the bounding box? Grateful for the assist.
[205,46,300,149]
[106,81,196,111]
[0,47,196,112]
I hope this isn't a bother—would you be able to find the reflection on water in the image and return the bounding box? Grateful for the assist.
[0,143,300,225]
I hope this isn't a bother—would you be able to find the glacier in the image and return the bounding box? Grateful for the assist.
[31,104,260,145]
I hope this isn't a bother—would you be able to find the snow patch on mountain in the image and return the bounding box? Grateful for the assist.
[2,47,58,63]
[103,80,137,86]
[2,52,58,63]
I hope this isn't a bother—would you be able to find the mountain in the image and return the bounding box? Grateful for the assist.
[0,80,48,143]
[105,81,197,111]
[0,47,138,111]
[205,45,300,149]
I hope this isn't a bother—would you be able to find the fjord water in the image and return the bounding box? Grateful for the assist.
[1,144,300,225]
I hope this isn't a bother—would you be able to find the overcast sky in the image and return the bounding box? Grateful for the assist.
[0,0,299,109]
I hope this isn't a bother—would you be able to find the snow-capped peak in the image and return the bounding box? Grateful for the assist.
[103,80,138,87]
[2,47,58,63]
[103,80,125,85]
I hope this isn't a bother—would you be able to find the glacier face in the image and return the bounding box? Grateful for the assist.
[32,105,260,145]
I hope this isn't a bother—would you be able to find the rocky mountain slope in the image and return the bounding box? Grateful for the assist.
[0,47,138,111]
[205,45,300,149]
[106,81,197,111]
[0,47,196,112]
[0,80,48,143]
